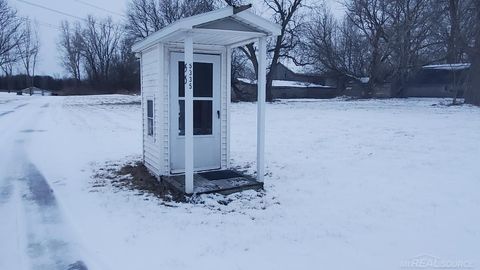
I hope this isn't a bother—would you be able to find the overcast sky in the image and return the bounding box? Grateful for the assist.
[8,0,345,77]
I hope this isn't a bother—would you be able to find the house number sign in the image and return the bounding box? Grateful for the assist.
[185,63,193,92]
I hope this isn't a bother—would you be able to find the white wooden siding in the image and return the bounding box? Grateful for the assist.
[161,45,170,175]
[220,50,228,169]
[141,45,162,177]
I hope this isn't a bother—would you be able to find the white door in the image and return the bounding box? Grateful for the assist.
[170,52,221,173]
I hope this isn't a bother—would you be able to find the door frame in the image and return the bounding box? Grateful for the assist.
[169,52,222,174]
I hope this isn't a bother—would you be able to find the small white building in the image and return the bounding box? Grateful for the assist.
[132,5,280,194]
[22,87,52,96]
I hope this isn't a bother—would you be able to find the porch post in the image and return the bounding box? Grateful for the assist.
[226,47,232,168]
[257,36,267,182]
[184,33,194,194]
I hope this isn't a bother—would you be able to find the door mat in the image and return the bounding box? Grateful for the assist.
[199,170,244,181]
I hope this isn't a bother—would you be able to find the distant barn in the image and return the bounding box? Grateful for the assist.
[234,63,337,100]
[404,64,470,98]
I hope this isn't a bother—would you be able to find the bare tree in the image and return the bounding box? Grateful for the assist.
[304,6,340,73]
[228,0,304,101]
[125,0,216,40]
[345,0,392,97]
[0,0,23,69]
[304,0,476,99]
[264,0,305,101]
[339,18,370,77]
[446,0,462,63]
[110,37,140,91]
[465,0,480,106]
[231,48,250,80]
[58,21,82,82]
[387,0,435,96]
[80,16,121,84]
[303,5,368,78]
[16,19,39,93]
[1,53,15,92]
[426,0,474,64]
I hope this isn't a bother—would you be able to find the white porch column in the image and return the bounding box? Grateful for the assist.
[257,36,267,182]
[184,33,194,194]
[226,47,232,168]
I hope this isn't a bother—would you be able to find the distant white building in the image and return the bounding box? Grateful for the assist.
[22,87,52,96]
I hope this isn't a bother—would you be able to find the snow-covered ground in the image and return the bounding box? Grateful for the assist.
[1,92,479,270]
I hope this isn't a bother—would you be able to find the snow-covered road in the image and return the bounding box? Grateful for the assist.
[1,92,479,270]
[0,96,88,270]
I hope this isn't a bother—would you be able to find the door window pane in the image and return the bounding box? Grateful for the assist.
[178,100,212,136]
[193,63,213,97]
[178,62,213,98]
[194,100,212,135]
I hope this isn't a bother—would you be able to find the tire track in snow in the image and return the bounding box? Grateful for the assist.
[0,97,34,270]
[15,103,29,109]
[0,177,14,204]
[0,102,28,118]
[0,97,89,270]
[0,110,15,117]
[19,160,88,270]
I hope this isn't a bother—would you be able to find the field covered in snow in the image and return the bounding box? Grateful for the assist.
[1,92,479,270]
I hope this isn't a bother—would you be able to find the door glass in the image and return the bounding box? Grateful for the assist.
[194,100,212,135]
[178,62,213,97]
[178,100,213,136]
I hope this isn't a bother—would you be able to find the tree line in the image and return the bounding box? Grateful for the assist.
[302,0,479,103]
[0,0,39,92]
[0,0,479,105]
[57,17,139,94]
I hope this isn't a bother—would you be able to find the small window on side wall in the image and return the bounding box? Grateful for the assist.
[147,100,154,136]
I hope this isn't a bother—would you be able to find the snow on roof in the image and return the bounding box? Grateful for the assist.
[272,80,331,88]
[422,63,471,70]
[237,78,332,88]
[346,74,370,83]
[237,78,255,84]
[359,77,370,83]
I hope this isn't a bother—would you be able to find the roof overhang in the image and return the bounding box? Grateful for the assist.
[132,6,281,53]
[422,63,471,71]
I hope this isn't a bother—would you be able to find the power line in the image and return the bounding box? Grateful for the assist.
[16,0,119,30]
[20,17,62,31]
[17,0,88,22]
[36,21,61,31]
[73,0,125,18]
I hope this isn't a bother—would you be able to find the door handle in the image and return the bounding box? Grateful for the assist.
[217,110,220,119]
